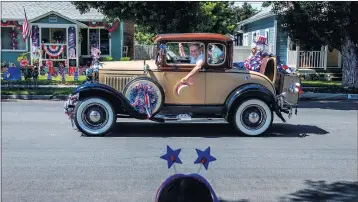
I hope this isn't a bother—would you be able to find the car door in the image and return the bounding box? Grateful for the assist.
[205,42,249,105]
[155,41,206,105]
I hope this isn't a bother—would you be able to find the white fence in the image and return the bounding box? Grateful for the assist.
[134,44,157,60]
[233,46,251,62]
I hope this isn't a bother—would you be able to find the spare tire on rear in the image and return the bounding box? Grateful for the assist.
[123,77,164,117]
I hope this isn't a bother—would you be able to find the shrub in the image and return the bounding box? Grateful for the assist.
[120,57,131,61]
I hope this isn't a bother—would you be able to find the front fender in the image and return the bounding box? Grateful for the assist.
[72,83,146,119]
[224,83,276,120]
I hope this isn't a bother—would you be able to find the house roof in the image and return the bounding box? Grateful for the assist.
[237,5,275,26]
[1,2,105,21]
[28,11,88,27]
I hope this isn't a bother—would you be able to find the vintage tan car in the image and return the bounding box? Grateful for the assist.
[64,33,301,136]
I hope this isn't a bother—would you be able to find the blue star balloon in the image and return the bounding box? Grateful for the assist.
[194,147,217,170]
[160,145,182,169]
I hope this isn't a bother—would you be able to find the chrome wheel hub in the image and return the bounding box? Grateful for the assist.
[240,105,267,130]
[89,110,101,122]
[81,103,109,130]
[248,112,260,123]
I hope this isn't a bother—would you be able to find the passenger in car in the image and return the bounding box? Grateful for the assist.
[180,43,205,84]
[244,35,270,72]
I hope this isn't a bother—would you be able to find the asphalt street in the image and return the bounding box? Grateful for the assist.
[1,100,358,202]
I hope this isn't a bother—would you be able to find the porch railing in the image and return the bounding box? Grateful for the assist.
[288,50,327,69]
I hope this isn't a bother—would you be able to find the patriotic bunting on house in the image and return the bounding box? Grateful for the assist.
[1,20,12,27]
[86,19,120,32]
[43,45,66,57]
[104,19,119,32]
[1,20,24,30]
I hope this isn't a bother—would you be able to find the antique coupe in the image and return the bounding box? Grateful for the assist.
[64,33,301,136]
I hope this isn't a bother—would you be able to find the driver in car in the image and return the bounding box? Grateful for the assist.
[181,43,204,83]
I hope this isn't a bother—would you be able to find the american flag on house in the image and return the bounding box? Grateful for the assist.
[22,8,31,41]
[179,43,186,57]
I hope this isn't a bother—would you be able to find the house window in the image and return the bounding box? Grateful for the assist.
[252,30,260,43]
[265,29,270,44]
[80,28,111,56]
[251,32,256,43]
[243,33,249,46]
[1,27,27,51]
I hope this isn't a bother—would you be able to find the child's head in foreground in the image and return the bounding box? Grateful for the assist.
[157,176,214,202]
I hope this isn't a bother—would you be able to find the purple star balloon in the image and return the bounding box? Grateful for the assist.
[194,147,217,170]
[160,145,182,169]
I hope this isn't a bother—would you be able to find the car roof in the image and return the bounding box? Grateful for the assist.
[153,33,232,43]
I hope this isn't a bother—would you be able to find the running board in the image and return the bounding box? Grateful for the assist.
[150,114,220,123]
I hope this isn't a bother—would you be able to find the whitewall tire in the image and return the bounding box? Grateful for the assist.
[232,99,273,136]
[74,97,116,136]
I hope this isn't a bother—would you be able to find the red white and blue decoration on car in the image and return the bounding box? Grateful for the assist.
[129,83,158,118]
[43,44,66,57]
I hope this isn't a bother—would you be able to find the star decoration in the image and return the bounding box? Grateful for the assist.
[194,147,216,170]
[160,145,182,169]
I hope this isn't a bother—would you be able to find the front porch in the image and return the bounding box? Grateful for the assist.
[286,46,342,70]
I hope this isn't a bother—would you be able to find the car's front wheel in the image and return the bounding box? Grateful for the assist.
[74,97,116,136]
[232,99,273,136]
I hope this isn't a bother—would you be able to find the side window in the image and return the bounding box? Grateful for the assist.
[207,43,226,65]
[243,33,249,46]
[165,42,205,65]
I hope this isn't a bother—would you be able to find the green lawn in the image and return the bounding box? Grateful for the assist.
[301,80,341,87]
[1,75,86,85]
[1,87,75,95]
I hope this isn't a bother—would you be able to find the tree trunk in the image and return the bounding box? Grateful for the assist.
[341,36,358,88]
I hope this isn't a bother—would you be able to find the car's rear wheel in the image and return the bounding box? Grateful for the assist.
[232,99,273,136]
[74,97,116,136]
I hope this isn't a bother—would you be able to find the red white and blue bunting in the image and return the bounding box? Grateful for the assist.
[42,44,66,57]
[1,20,23,30]
[87,19,120,32]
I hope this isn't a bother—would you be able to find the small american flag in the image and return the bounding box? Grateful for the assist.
[144,93,152,119]
[256,35,267,45]
[179,43,186,57]
[22,8,31,42]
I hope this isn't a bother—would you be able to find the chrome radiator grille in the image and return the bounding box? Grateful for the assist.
[104,76,136,92]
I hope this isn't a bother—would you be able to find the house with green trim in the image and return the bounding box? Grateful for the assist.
[235,6,342,80]
[1,1,134,72]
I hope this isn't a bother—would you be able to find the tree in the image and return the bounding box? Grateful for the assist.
[234,2,259,22]
[72,1,238,35]
[272,1,358,87]
[262,2,273,8]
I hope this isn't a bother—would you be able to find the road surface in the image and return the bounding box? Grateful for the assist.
[1,100,357,202]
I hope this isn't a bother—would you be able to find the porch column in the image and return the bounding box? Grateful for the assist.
[75,25,79,70]
[338,51,342,69]
[324,45,328,70]
[68,26,77,76]
[31,25,40,66]
[296,45,300,69]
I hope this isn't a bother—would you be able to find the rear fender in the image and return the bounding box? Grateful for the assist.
[72,83,147,119]
[224,83,276,120]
